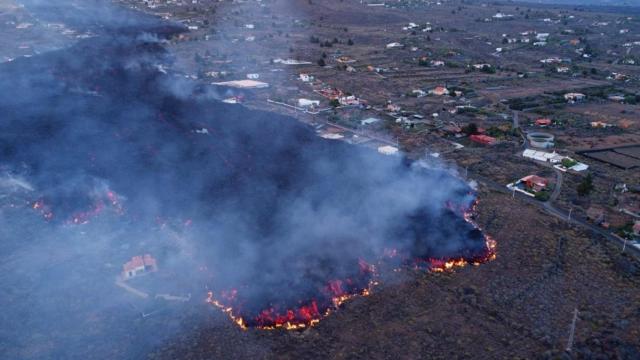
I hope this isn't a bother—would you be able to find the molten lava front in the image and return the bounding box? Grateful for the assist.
[208,259,378,330]
[207,201,497,331]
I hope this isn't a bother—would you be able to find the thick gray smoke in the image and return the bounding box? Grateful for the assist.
[0,0,488,358]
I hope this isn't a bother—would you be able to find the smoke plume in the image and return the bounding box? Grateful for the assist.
[0,0,490,358]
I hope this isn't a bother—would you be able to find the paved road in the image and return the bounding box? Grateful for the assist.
[549,169,563,203]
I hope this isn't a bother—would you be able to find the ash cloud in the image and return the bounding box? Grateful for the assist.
[0,0,487,358]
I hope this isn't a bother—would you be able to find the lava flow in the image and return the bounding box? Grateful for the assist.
[412,199,497,272]
[208,259,377,330]
[30,187,125,225]
[208,199,497,331]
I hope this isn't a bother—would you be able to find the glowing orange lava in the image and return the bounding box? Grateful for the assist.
[207,199,497,331]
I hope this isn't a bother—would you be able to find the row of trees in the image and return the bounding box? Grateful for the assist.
[310,36,354,47]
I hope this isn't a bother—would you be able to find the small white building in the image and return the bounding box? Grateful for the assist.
[564,92,586,103]
[299,73,314,82]
[212,79,269,89]
[339,95,360,106]
[523,149,563,163]
[493,13,513,19]
[361,117,381,126]
[412,89,427,97]
[473,63,492,70]
[378,145,399,155]
[536,33,550,41]
[298,98,320,108]
[319,132,344,140]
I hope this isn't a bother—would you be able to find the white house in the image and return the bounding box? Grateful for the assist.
[298,99,320,108]
[523,149,563,163]
[564,92,586,103]
[299,73,314,82]
[378,145,399,155]
[361,117,381,126]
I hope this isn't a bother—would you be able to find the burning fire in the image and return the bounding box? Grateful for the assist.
[207,260,377,331]
[208,282,377,331]
[31,189,125,225]
[208,199,497,331]
[415,199,497,272]
[32,199,54,221]
[412,235,496,273]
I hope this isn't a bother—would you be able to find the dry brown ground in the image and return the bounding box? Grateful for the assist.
[150,187,640,359]
[109,1,640,358]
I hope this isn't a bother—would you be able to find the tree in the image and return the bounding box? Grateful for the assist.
[577,173,594,196]
[535,190,550,202]
[624,94,639,105]
[347,38,354,46]
[463,123,478,135]
[562,158,577,168]
[480,65,496,74]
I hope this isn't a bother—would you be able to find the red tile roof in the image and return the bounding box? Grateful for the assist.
[123,254,157,272]
[470,134,496,145]
[536,118,552,126]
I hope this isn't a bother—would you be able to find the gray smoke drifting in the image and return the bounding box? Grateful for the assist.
[0,0,489,358]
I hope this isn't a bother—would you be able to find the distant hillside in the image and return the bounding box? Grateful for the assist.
[513,0,638,7]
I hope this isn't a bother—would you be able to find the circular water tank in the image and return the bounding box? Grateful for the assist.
[527,132,555,149]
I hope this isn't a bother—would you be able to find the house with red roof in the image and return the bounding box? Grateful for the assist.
[122,254,158,280]
[470,134,496,145]
[507,174,550,199]
[535,118,552,127]
[430,86,449,96]
[521,175,548,192]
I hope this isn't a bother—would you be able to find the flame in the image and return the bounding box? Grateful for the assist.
[208,291,249,330]
[209,281,376,331]
[31,199,54,221]
[31,189,125,225]
[208,261,378,331]
[207,199,497,331]
[69,200,105,225]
